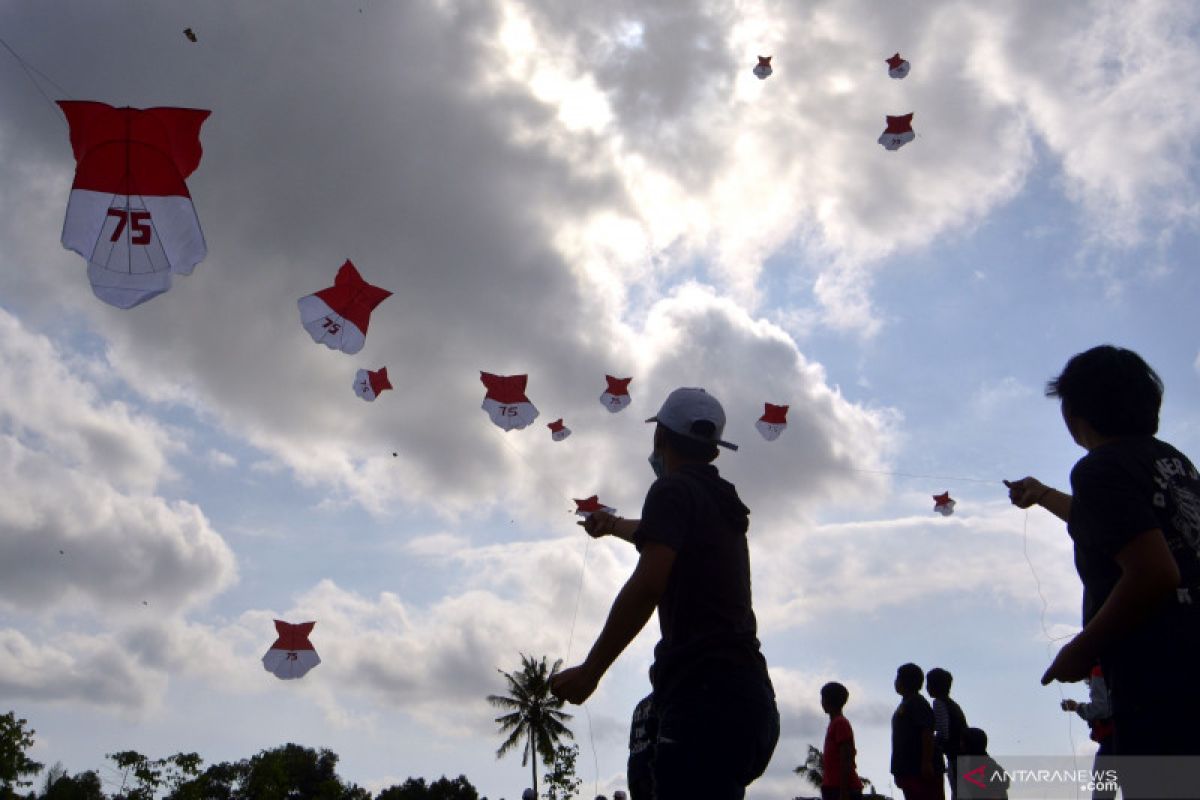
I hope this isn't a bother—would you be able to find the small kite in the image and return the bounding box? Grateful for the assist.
[574,496,616,518]
[183,28,197,42]
[753,55,773,80]
[58,101,211,308]
[548,418,572,442]
[298,260,392,355]
[933,491,956,516]
[886,53,910,79]
[262,620,321,680]
[755,403,789,442]
[481,372,539,431]
[878,114,915,150]
[600,376,632,413]
[353,367,392,401]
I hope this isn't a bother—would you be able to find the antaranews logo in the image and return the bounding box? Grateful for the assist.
[958,755,1200,799]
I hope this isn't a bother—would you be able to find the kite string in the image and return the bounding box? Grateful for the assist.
[1021,509,1080,793]
[485,421,603,791]
[0,36,72,121]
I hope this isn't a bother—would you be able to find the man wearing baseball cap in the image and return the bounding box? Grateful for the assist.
[551,387,779,799]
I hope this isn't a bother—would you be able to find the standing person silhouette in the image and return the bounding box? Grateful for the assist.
[551,387,779,799]
[1006,346,1200,796]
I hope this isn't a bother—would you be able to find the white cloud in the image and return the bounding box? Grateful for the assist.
[0,308,236,616]
[0,628,164,712]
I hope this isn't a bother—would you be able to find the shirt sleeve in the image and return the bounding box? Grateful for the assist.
[1076,675,1112,721]
[633,475,691,553]
[1071,451,1161,559]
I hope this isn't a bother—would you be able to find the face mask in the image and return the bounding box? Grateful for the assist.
[648,450,666,478]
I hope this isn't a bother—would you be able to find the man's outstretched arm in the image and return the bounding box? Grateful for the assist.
[551,542,676,704]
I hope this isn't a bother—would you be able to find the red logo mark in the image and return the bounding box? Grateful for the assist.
[962,765,987,789]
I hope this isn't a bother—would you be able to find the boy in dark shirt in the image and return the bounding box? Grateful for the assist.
[551,387,779,800]
[926,668,967,800]
[1005,346,1200,767]
[891,663,943,800]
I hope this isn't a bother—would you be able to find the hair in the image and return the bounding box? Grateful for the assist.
[961,727,988,756]
[1046,345,1163,436]
[926,667,953,695]
[659,422,720,463]
[821,681,850,710]
[896,663,924,692]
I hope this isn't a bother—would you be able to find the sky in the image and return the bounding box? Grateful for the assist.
[1,1,1199,798]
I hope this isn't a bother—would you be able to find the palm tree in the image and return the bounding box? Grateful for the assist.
[794,744,824,790]
[487,654,574,797]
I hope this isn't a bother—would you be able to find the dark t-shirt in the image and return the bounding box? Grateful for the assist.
[627,692,656,784]
[633,464,766,696]
[892,693,939,777]
[1068,437,1200,704]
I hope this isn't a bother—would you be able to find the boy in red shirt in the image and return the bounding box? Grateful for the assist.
[821,681,865,800]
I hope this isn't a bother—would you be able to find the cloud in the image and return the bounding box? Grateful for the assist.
[0,628,165,712]
[752,500,1080,635]
[0,309,236,617]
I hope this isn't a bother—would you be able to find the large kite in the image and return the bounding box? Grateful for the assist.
[298,260,392,355]
[58,101,211,308]
[753,55,773,80]
[480,372,539,431]
[353,367,392,401]
[878,114,915,150]
[755,403,789,441]
[262,620,321,680]
[599,376,632,413]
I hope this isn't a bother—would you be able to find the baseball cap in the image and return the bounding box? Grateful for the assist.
[645,387,738,451]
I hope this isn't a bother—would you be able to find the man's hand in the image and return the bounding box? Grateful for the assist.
[1003,477,1048,509]
[578,510,617,538]
[550,664,599,705]
[1061,699,1079,712]
[1042,639,1094,685]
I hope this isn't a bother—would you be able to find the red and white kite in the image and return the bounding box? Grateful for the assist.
[353,367,392,401]
[481,372,539,431]
[886,53,910,79]
[755,403,789,442]
[298,260,392,355]
[58,101,211,308]
[262,620,321,680]
[574,495,616,518]
[600,375,632,413]
[933,491,956,516]
[878,114,915,150]
[548,418,572,442]
[753,55,773,79]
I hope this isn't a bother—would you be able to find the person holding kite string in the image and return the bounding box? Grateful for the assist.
[1005,345,1200,767]
[551,387,779,799]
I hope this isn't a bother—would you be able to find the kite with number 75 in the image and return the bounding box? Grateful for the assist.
[878,114,915,150]
[353,367,392,401]
[481,372,539,431]
[58,100,211,308]
[262,620,321,680]
[298,260,392,354]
